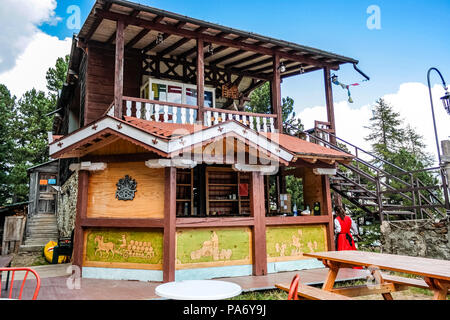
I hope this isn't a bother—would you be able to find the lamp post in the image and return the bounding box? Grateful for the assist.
[427,67,450,210]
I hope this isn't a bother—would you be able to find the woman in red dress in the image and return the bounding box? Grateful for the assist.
[333,205,360,251]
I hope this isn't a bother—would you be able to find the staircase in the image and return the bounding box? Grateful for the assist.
[300,122,449,222]
[20,214,59,252]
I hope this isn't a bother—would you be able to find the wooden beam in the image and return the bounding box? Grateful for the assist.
[225,53,264,69]
[114,19,125,118]
[125,28,151,49]
[209,49,246,65]
[73,171,89,273]
[157,27,207,57]
[95,10,339,68]
[324,67,336,144]
[251,171,267,276]
[237,57,273,72]
[163,167,177,283]
[197,38,205,122]
[322,175,335,251]
[84,2,112,41]
[141,21,187,53]
[271,54,282,131]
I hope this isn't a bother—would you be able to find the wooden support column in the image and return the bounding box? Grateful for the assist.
[322,175,335,251]
[73,171,89,273]
[196,38,205,123]
[272,54,282,131]
[114,19,125,118]
[251,171,267,276]
[163,167,177,283]
[324,67,336,144]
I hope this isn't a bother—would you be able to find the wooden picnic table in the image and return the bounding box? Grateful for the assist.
[303,251,450,300]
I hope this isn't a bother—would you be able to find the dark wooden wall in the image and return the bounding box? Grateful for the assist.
[84,42,141,125]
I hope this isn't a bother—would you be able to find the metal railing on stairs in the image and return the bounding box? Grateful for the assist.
[295,123,449,222]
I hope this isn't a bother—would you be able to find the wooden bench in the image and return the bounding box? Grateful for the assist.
[382,273,450,293]
[276,283,354,300]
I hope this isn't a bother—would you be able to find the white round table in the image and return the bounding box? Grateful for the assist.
[155,280,242,300]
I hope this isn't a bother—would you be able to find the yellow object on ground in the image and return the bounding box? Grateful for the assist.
[44,241,69,264]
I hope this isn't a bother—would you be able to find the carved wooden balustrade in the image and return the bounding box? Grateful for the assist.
[120,96,277,133]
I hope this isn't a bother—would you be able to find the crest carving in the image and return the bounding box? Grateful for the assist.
[115,175,137,201]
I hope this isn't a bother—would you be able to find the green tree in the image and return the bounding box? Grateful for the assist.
[9,89,53,202]
[46,55,70,103]
[246,82,304,134]
[0,84,16,205]
[364,98,404,160]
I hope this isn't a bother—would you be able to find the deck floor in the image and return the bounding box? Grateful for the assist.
[0,265,368,300]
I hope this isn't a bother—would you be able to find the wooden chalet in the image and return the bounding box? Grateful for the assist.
[50,0,360,282]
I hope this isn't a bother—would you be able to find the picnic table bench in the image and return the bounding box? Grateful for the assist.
[303,251,450,300]
[276,282,353,300]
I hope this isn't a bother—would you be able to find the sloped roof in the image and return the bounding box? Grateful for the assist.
[261,132,353,160]
[49,115,353,166]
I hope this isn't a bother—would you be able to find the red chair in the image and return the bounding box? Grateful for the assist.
[0,268,41,300]
[288,274,300,300]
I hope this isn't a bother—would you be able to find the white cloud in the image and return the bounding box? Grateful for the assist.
[297,82,450,165]
[0,0,60,73]
[0,32,72,98]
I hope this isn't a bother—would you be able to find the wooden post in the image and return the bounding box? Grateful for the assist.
[324,67,336,144]
[163,167,177,283]
[73,171,89,272]
[251,171,267,276]
[196,38,205,123]
[114,19,125,118]
[322,175,335,251]
[271,54,282,131]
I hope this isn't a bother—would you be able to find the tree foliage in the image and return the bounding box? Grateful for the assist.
[0,85,15,204]
[0,56,69,205]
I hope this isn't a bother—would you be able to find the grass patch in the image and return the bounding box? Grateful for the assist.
[230,290,287,300]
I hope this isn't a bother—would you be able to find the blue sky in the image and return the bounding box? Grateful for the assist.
[40,0,450,110]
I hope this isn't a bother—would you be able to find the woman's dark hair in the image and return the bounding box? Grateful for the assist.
[334,205,345,216]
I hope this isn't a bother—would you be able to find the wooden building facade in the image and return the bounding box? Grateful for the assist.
[50,0,360,282]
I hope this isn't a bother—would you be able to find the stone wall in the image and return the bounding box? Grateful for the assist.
[380,218,450,260]
[56,172,78,238]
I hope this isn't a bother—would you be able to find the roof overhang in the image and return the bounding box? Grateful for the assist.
[49,116,295,164]
[76,0,359,80]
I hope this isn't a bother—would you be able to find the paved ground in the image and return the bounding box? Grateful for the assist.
[1,264,369,300]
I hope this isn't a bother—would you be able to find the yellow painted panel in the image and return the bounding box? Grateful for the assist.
[266,225,328,262]
[83,228,163,270]
[176,227,252,270]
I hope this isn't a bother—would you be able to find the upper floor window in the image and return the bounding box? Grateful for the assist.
[141,78,215,108]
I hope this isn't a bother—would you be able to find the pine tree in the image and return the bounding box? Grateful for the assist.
[0,84,15,205]
[9,89,53,202]
[364,98,404,160]
[46,55,70,104]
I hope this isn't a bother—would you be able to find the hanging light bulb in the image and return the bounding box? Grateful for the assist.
[208,44,214,54]
[156,33,164,44]
[278,62,286,73]
[299,65,305,74]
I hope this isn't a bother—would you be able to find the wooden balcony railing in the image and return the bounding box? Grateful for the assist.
[121,96,277,133]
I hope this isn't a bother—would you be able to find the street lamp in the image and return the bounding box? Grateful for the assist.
[427,67,449,164]
[427,67,450,210]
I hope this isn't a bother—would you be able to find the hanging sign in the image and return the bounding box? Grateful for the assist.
[222,84,239,100]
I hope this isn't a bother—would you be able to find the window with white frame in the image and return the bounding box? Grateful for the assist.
[140,78,216,108]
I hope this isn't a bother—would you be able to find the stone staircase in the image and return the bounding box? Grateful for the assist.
[20,214,59,252]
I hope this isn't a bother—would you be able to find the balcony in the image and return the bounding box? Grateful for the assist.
[119,96,277,133]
